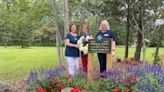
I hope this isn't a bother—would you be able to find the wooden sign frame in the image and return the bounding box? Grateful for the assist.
[87,38,113,82]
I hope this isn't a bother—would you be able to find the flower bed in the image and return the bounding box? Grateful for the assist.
[27,62,164,92]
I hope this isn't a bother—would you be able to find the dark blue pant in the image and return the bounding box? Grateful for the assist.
[97,53,106,73]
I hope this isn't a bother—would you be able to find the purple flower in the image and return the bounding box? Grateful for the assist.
[27,66,65,85]
[152,87,156,92]
[138,81,143,92]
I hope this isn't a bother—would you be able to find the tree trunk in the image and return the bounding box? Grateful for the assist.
[125,0,131,59]
[154,43,160,62]
[63,0,69,68]
[42,38,45,47]
[154,31,163,62]
[58,30,65,65]
[4,35,7,48]
[56,30,63,66]
[64,0,69,36]
[51,0,63,66]
[134,1,144,61]
[134,31,142,61]
[21,39,24,48]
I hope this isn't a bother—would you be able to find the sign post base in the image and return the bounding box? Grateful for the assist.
[106,53,112,71]
[87,53,94,82]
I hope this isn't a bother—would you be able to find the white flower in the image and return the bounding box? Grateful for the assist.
[78,35,92,55]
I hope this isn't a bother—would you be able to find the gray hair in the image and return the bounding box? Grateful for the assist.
[99,20,110,30]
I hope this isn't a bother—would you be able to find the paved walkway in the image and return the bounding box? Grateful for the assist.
[0,81,10,92]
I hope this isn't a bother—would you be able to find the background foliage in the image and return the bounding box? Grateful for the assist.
[0,0,163,47]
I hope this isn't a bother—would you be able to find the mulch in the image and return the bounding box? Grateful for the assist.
[9,79,27,92]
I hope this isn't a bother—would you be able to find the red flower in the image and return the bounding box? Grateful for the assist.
[56,82,62,87]
[74,87,81,91]
[51,89,55,92]
[61,86,65,89]
[35,87,46,92]
[123,79,127,84]
[132,75,137,81]
[47,86,51,89]
[127,78,131,81]
[114,87,119,92]
[56,82,65,89]
[51,76,56,81]
[70,87,81,92]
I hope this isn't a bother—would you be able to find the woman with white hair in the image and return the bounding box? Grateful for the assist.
[96,20,116,77]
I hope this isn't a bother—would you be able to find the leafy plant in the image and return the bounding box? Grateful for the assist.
[27,63,164,91]
[152,53,161,65]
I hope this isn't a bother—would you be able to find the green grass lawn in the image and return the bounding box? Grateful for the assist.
[0,46,164,83]
[0,46,58,83]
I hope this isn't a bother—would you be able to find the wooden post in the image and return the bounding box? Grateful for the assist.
[106,53,112,70]
[106,39,113,70]
[87,53,94,82]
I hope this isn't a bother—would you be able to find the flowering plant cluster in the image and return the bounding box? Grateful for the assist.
[78,35,92,55]
[27,67,66,92]
[27,62,164,92]
[34,76,65,92]
[123,75,137,88]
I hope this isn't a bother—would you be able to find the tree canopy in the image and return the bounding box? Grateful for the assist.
[0,0,163,61]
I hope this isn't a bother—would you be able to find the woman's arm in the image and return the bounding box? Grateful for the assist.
[112,41,116,51]
[65,39,78,48]
[112,41,116,56]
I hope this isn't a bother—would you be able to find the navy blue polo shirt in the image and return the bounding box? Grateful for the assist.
[65,33,80,57]
[95,30,115,41]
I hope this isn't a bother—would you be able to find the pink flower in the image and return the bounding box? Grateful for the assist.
[35,87,46,92]
[114,87,119,92]
[123,79,127,84]
[100,72,105,78]
[132,75,137,81]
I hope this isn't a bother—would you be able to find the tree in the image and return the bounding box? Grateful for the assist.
[0,0,15,48]
[0,0,53,47]
[125,0,132,59]
[152,0,164,64]
[154,25,164,64]
[64,0,69,37]
[133,0,144,61]
[51,0,64,66]
[132,0,163,61]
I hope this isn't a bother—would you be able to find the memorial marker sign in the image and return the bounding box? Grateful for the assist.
[87,38,113,82]
[88,39,112,53]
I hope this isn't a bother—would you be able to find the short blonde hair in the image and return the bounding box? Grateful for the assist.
[81,24,89,30]
[99,20,110,30]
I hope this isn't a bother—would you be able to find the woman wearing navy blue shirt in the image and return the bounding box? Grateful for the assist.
[65,24,80,75]
[96,20,116,76]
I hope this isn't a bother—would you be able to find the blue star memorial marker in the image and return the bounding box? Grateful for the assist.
[96,35,103,41]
